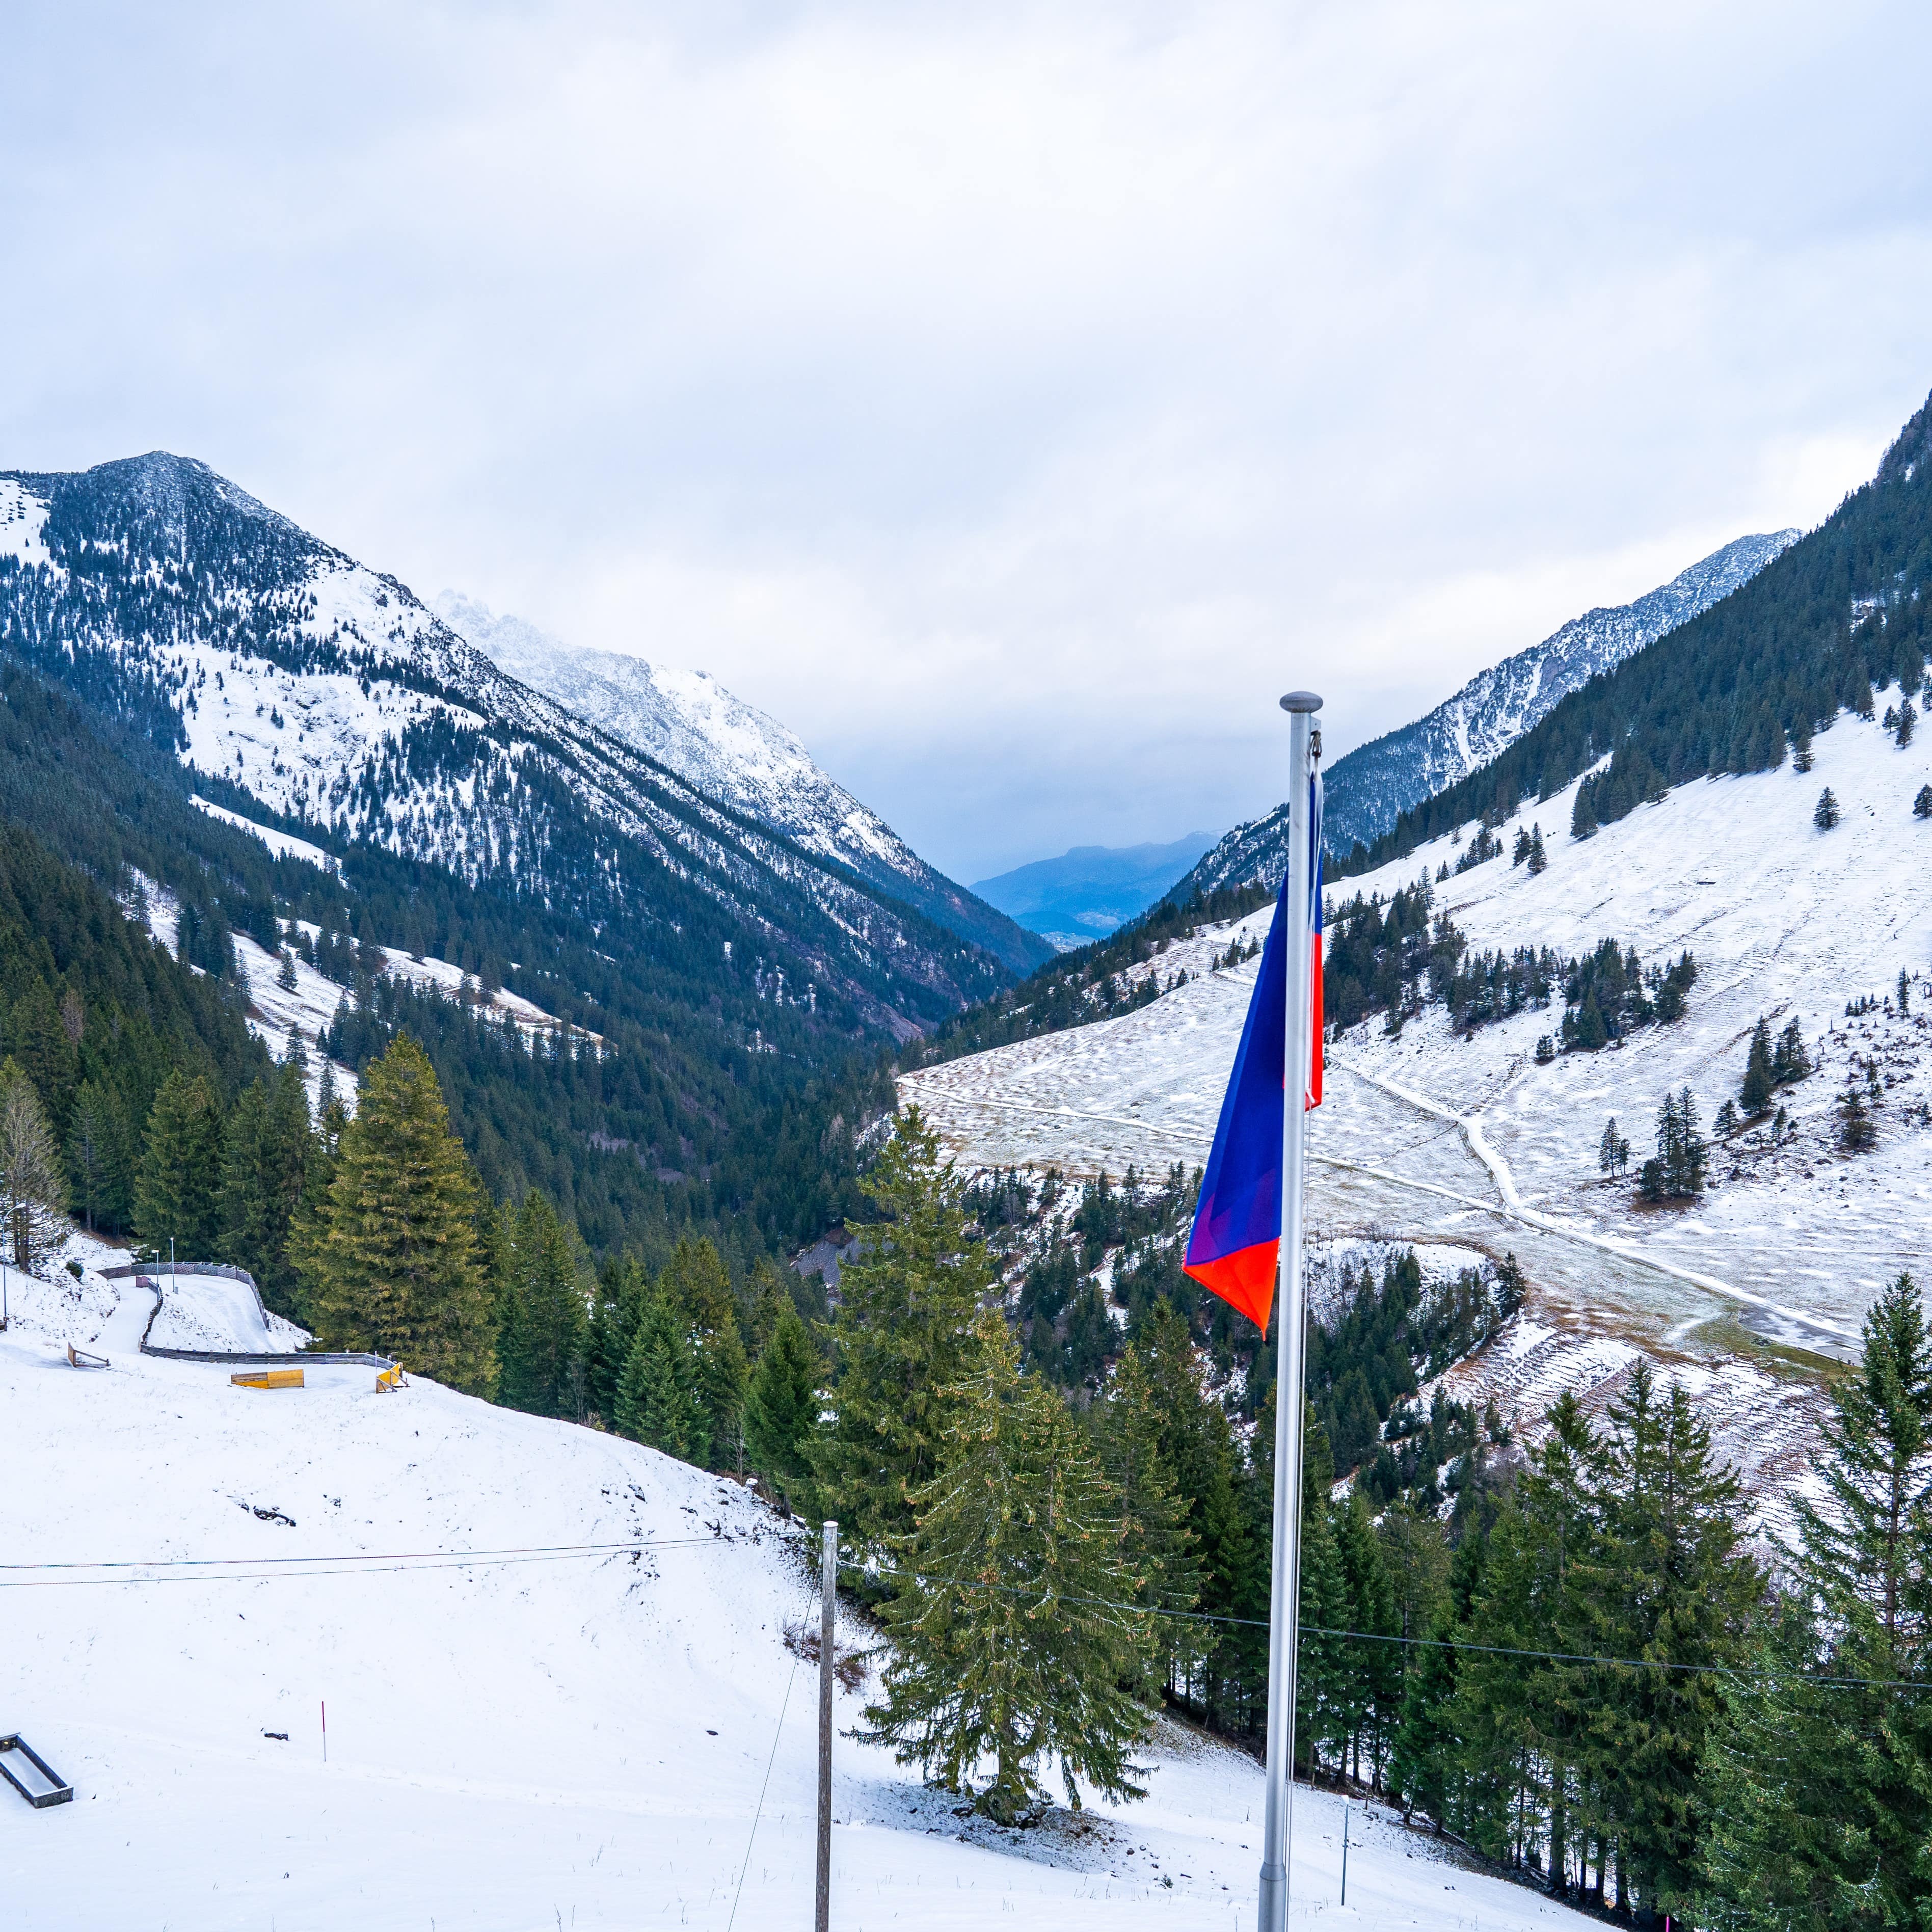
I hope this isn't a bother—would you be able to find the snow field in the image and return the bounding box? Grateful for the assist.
[1,1261,1598,1931]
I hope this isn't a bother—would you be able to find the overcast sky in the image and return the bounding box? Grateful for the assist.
[7,3,1932,880]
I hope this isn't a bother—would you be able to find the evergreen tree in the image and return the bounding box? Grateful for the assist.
[858,1316,1154,1821]
[134,1067,224,1256]
[1598,1116,1630,1175]
[1333,1489,1402,1785]
[1815,786,1841,830]
[1580,1364,1760,1919]
[1898,696,1917,747]
[1571,783,1600,841]
[1740,1015,1776,1116]
[66,1077,130,1234]
[1390,1528,1485,1830]
[1793,721,1815,773]
[497,1191,586,1419]
[1772,1017,1812,1085]
[0,1058,70,1270]
[276,948,299,992]
[1700,1274,1932,1928]
[1713,1097,1739,1137]
[301,1035,496,1392]
[1527,825,1548,875]
[615,1280,700,1459]
[214,1063,311,1315]
[1512,826,1532,866]
[1839,1084,1876,1153]
[1915,783,1932,820]
[810,1110,998,1549]
[742,1299,823,1513]
[662,1236,748,1470]
[585,1254,648,1426]
[1899,967,1912,1016]
[1095,1342,1201,1698]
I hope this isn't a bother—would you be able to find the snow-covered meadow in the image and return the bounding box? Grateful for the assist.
[901,698,1932,1496]
[0,1253,1593,1931]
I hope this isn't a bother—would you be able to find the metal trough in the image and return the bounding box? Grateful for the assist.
[0,1735,73,1808]
[231,1368,305,1390]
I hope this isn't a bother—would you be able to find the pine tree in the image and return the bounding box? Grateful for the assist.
[1333,1489,1402,1786]
[1527,825,1548,875]
[1793,721,1815,773]
[1772,1017,1812,1085]
[1899,697,1917,747]
[1699,1274,1932,1927]
[810,1110,999,1549]
[1740,1015,1776,1116]
[1580,1364,1759,1919]
[302,1035,495,1392]
[497,1191,586,1418]
[1900,968,1912,1016]
[1598,1116,1624,1175]
[1512,826,1532,866]
[66,1078,130,1234]
[662,1237,748,1470]
[1915,783,1932,820]
[0,1058,70,1270]
[213,1064,311,1316]
[276,948,299,992]
[615,1281,700,1459]
[857,1316,1154,1821]
[1571,783,1599,841]
[1815,786,1841,830]
[135,1067,224,1256]
[585,1254,648,1426]
[1838,1085,1876,1153]
[1095,1342,1200,1698]
[742,1299,823,1512]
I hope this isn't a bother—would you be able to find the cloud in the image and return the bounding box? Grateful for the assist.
[4,1,1930,877]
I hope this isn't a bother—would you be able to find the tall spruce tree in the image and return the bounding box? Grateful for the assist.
[661,1237,748,1470]
[215,1063,311,1316]
[66,1077,131,1236]
[858,1316,1154,1822]
[585,1254,648,1427]
[1095,1341,1201,1699]
[301,1035,496,1392]
[134,1067,224,1256]
[497,1190,587,1419]
[1740,1016,1777,1116]
[810,1110,998,1548]
[742,1299,823,1513]
[615,1280,700,1460]
[1700,1273,1932,1929]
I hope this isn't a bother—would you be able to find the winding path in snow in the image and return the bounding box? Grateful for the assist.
[1330,1053,1860,1355]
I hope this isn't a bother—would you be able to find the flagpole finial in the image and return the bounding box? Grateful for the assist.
[1279,691,1323,713]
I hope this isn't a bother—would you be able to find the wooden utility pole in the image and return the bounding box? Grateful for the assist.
[815,1518,837,1932]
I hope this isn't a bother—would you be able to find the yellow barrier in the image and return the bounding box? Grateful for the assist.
[375,1361,408,1392]
[230,1369,305,1390]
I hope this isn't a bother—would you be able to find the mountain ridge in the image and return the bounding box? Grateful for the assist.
[1179,527,1799,897]
[432,592,1052,976]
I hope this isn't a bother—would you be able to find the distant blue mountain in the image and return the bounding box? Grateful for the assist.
[974,833,1221,950]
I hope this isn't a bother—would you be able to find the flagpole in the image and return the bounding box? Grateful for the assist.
[1258,689,1321,1932]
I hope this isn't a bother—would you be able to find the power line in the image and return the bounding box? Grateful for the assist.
[727,1651,799,1932]
[841,1561,1932,1694]
[0,1534,729,1588]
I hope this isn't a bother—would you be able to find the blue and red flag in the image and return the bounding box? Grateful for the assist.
[1181,776,1324,1329]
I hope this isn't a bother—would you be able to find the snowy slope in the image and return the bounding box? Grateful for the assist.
[0,1250,1593,1932]
[1187,530,1799,892]
[0,453,1025,1035]
[902,697,1932,1508]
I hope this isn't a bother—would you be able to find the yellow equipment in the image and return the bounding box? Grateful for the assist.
[375,1361,408,1392]
[230,1368,305,1390]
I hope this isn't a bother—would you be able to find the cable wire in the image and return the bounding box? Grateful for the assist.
[727,1651,799,1932]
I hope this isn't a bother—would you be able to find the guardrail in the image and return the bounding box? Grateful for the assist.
[99,1262,393,1371]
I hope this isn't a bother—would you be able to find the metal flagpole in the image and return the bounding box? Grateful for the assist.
[1258,689,1322,1932]
[816,1518,838,1932]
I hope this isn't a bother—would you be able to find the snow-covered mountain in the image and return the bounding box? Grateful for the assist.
[1184,529,1798,895]
[433,592,1051,974]
[903,687,1932,1516]
[0,452,1037,1036]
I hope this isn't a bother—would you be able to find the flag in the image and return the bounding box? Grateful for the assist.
[1181,776,1323,1328]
